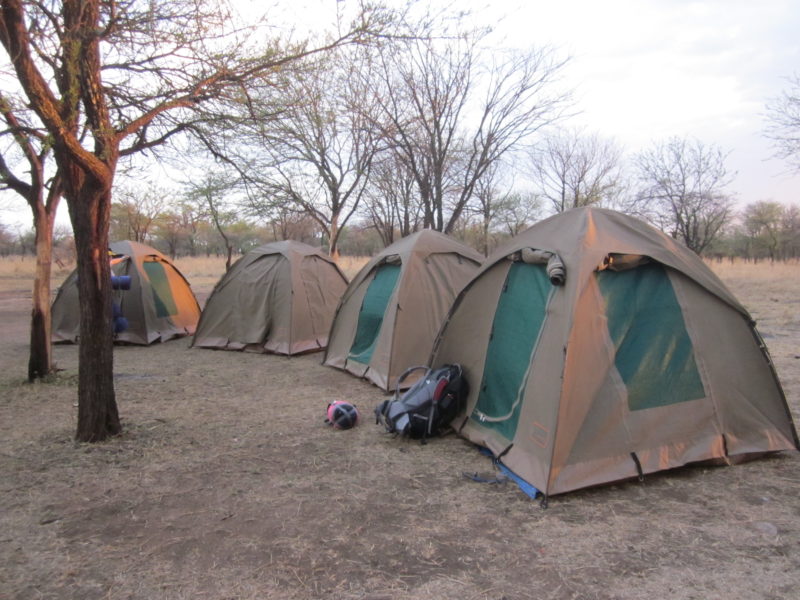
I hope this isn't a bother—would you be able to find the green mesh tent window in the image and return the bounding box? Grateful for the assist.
[348,263,401,364]
[597,262,705,411]
[471,262,552,441]
[143,259,178,318]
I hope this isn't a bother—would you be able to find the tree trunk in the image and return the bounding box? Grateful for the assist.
[225,244,233,271]
[28,206,56,381]
[69,187,121,442]
[329,212,340,260]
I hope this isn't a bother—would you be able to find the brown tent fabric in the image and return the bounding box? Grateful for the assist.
[192,241,348,355]
[323,229,483,391]
[431,207,799,497]
[52,240,201,345]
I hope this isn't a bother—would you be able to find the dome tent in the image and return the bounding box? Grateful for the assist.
[430,207,799,498]
[323,229,483,391]
[52,240,200,345]
[192,240,348,355]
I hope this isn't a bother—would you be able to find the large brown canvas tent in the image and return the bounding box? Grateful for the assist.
[192,240,348,355]
[52,240,200,345]
[431,207,799,498]
[324,229,483,391]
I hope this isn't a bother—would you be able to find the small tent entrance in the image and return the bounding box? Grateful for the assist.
[142,258,179,318]
[348,262,401,364]
[597,261,705,411]
[301,255,342,341]
[472,261,552,441]
[233,253,283,346]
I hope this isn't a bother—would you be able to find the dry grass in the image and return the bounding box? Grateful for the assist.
[335,255,371,280]
[707,257,800,282]
[0,256,799,599]
[171,255,231,292]
[0,256,74,293]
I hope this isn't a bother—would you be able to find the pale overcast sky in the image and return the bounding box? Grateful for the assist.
[479,0,800,205]
[2,0,798,230]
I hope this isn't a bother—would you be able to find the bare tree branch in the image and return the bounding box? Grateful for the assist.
[634,137,735,254]
[366,33,571,233]
[529,128,624,213]
[765,73,800,172]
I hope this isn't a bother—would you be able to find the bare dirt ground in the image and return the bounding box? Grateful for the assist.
[1,257,799,600]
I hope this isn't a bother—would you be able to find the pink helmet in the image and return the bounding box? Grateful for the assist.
[325,401,360,430]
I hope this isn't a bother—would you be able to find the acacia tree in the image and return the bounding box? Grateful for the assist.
[240,49,382,258]
[0,220,15,253]
[362,152,422,246]
[634,137,735,254]
[766,74,800,171]
[0,90,62,380]
[530,129,623,213]
[368,33,570,233]
[264,206,319,244]
[183,170,239,270]
[150,200,205,258]
[742,200,788,261]
[780,204,800,259]
[470,161,507,255]
[495,191,543,237]
[111,183,165,243]
[0,0,396,442]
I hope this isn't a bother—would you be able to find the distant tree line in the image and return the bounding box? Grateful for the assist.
[3,195,798,263]
[710,201,800,262]
[6,124,798,262]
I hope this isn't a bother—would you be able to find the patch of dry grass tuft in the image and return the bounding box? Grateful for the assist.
[172,255,229,291]
[335,255,370,279]
[706,257,800,282]
[0,256,74,292]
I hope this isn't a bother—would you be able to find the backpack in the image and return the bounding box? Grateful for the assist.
[375,364,468,441]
